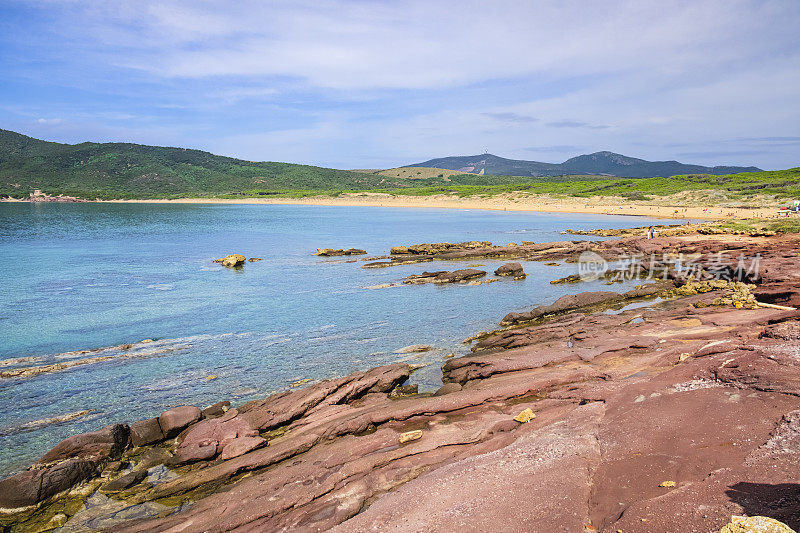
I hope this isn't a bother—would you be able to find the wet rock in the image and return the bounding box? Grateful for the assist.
[247,257,263,262]
[434,382,462,396]
[136,448,173,470]
[158,406,201,439]
[0,469,44,508]
[388,384,418,399]
[550,273,582,284]
[100,470,147,493]
[435,269,486,284]
[315,248,367,256]
[501,291,623,325]
[130,418,164,447]
[218,254,246,267]
[495,262,524,277]
[391,241,493,255]
[218,436,267,460]
[201,401,230,419]
[394,344,432,354]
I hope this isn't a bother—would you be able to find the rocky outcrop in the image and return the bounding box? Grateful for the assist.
[0,424,130,509]
[494,262,525,277]
[215,254,246,267]
[404,269,486,284]
[390,241,493,255]
[7,232,800,532]
[315,248,367,256]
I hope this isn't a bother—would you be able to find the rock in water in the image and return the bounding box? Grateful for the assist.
[394,344,432,354]
[219,254,246,267]
[495,262,524,277]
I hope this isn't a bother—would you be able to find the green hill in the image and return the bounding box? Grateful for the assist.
[0,129,415,199]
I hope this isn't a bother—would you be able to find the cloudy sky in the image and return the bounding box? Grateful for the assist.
[1,0,799,169]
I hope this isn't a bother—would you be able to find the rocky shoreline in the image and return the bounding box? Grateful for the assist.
[2,230,800,532]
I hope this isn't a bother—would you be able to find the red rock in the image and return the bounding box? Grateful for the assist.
[129,417,164,446]
[37,423,130,465]
[173,440,218,465]
[158,405,201,438]
[218,436,267,460]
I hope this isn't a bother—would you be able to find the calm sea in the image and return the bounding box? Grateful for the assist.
[0,202,667,476]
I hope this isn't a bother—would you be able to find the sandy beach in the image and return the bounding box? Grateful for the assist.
[92,192,779,220]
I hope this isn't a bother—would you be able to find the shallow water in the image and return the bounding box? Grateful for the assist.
[0,202,668,476]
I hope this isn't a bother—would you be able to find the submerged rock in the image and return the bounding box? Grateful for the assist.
[394,344,432,354]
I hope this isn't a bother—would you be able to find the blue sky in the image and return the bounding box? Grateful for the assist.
[1,0,799,169]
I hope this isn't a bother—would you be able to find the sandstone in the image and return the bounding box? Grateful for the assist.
[201,401,230,419]
[495,262,524,277]
[172,441,218,465]
[399,430,423,443]
[158,406,201,438]
[37,423,130,465]
[434,382,462,396]
[100,470,147,493]
[513,408,536,423]
[218,436,267,460]
[130,417,164,446]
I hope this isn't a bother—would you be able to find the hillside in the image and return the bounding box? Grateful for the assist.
[407,151,761,178]
[0,129,413,199]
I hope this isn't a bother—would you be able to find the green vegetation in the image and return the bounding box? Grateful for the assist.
[0,129,797,202]
[715,217,800,234]
[0,129,413,199]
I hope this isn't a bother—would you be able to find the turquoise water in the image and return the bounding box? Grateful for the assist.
[0,202,668,476]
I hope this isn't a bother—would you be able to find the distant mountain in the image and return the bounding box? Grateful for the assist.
[407,151,761,178]
[0,129,409,199]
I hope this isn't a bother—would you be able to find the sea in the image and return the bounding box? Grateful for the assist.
[0,202,668,476]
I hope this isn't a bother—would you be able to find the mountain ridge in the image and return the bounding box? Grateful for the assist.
[406,151,761,178]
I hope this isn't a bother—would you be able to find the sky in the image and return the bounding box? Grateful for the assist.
[1,0,799,170]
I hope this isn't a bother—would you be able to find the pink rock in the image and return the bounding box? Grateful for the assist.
[178,414,259,460]
[173,440,218,464]
[218,436,266,460]
[159,406,201,438]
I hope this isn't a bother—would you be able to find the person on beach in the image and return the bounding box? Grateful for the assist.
[646,226,654,239]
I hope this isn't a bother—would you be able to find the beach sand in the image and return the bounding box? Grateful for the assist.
[98,192,777,220]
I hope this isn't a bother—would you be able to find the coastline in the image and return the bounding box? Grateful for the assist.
[3,193,778,220]
[3,232,800,531]
[4,232,800,531]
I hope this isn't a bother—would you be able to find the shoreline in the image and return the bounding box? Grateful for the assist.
[3,232,800,531]
[3,193,781,220]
